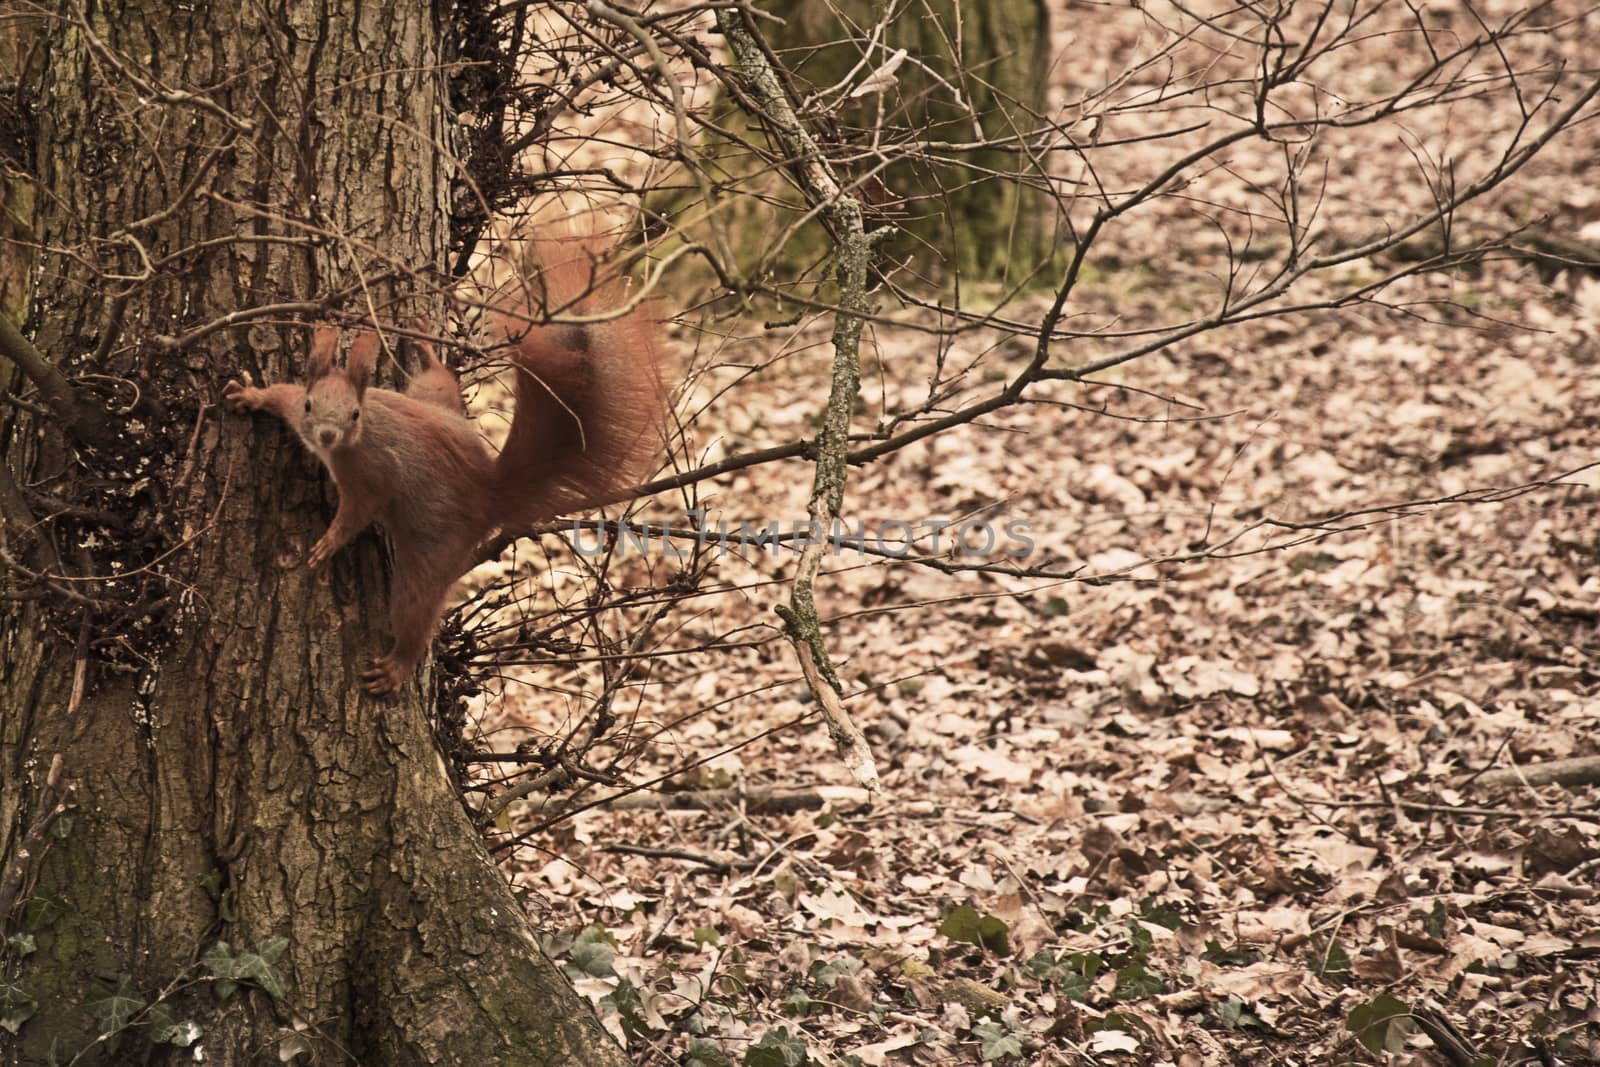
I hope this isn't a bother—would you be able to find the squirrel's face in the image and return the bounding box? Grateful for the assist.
[300,326,376,461]
[299,376,365,459]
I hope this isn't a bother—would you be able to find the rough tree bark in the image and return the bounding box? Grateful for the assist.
[0,3,629,1064]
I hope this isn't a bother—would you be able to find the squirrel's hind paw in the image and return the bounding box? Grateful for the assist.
[307,534,338,569]
[362,656,407,696]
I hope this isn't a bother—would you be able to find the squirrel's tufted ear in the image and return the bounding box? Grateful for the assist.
[308,325,340,381]
[410,316,444,370]
[347,330,378,397]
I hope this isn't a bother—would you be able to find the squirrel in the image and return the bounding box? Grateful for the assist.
[222,248,665,695]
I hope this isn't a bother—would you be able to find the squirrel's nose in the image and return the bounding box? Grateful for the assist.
[319,430,337,448]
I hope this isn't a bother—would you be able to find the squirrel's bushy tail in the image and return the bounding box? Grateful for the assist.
[489,238,666,531]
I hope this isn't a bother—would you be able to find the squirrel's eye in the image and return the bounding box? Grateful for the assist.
[351,410,360,422]
[304,400,311,412]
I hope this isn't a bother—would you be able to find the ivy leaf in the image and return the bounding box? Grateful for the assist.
[255,936,288,966]
[1310,937,1352,985]
[1126,920,1154,961]
[1112,962,1163,1000]
[808,955,862,990]
[237,945,287,1000]
[1137,899,1184,930]
[599,978,649,1040]
[744,1026,810,1066]
[22,894,63,930]
[1201,939,1257,966]
[5,932,36,958]
[973,1020,1024,1061]
[568,931,617,978]
[0,980,38,1034]
[1021,948,1058,980]
[1021,948,1102,1001]
[87,974,146,1034]
[1058,951,1104,1002]
[938,906,1011,955]
[779,987,813,1016]
[1213,994,1264,1030]
[687,1039,736,1067]
[203,938,289,1002]
[1347,993,1414,1054]
[146,1002,203,1047]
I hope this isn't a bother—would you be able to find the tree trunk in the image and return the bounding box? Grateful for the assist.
[778,0,1056,282]
[673,0,1055,287]
[0,3,628,1064]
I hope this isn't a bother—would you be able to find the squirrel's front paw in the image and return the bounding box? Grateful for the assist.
[221,379,259,413]
[362,655,406,696]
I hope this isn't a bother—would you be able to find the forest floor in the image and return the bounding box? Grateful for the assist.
[469,4,1600,1065]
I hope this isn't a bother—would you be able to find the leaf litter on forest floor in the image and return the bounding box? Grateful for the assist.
[470,4,1600,1063]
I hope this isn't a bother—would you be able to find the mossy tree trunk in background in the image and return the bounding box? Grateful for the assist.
[781,0,1055,282]
[0,3,627,1064]
[689,0,1054,289]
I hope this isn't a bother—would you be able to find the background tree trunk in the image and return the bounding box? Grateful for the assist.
[774,0,1056,282]
[664,0,1054,289]
[0,3,628,1064]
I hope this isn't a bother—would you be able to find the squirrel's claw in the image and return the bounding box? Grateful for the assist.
[306,535,336,569]
[362,656,405,696]
[221,379,257,413]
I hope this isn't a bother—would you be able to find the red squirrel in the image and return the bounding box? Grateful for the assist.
[222,252,664,694]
